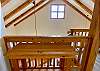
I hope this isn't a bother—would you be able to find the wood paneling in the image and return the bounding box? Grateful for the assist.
[63,0,91,22]
[75,0,93,15]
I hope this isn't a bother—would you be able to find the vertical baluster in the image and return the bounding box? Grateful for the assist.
[60,58,65,71]
[41,58,43,68]
[35,59,37,68]
[75,32,77,36]
[21,59,27,71]
[32,59,35,67]
[78,40,84,62]
[78,48,83,62]
[7,42,11,49]
[74,32,76,36]
[57,58,60,66]
[53,58,55,68]
[12,42,15,47]
[70,30,73,35]
[47,59,49,68]
[18,60,22,68]
[28,59,31,68]
[85,32,87,36]
[49,58,52,66]
[78,32,80,36]
[81,32,83,36]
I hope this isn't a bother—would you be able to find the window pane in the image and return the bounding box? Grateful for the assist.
[58,12,64,18]
[51,12,57,18]
[58,5,64,11]
[51,5,57,11]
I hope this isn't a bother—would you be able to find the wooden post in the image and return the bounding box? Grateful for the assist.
[21,59,27,71]
[60,58,65,71]
[82,0,100,71]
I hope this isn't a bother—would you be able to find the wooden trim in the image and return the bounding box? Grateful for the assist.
[75,0,93,15]
[5,0,46,28]
[70,29,90,32]
[3,36,89,42]
[14,0,52,26]
[1,0,10,7]
[63,0,92,22]
[4,0,32,21]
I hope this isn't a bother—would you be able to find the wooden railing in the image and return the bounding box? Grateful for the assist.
[67,29,90,63]
[67,29,90,36]
[4,36,90,71]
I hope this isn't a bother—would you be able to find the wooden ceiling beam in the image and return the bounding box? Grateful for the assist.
[5,0,49,27]
[75,0,93,15]
[1,0,11,7]
[14,0,52,26]
[4,0,32,21]
[63,0,91,22]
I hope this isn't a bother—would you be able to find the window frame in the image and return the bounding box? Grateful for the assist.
[50,4,65,19]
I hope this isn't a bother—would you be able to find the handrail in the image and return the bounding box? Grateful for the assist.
[4,36,90,71]
[67,29,90,36]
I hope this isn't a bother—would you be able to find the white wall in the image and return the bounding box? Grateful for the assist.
[5,0,90,36]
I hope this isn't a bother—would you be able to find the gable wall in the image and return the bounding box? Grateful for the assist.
[5,0,91,36]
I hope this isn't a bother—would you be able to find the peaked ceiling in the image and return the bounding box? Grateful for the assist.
[2,0,95,28]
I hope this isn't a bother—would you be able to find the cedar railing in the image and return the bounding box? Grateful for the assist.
[4,36,90,71]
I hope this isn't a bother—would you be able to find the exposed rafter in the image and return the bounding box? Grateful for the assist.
[14,0,52,26]
[5,0,48,27]
[1,0,11,7]
[75,0,93,15]
[63,0,91,22]
[4,0,32,21]
[5,0,92,28]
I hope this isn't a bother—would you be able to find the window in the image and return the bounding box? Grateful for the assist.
[50,4,65,19]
